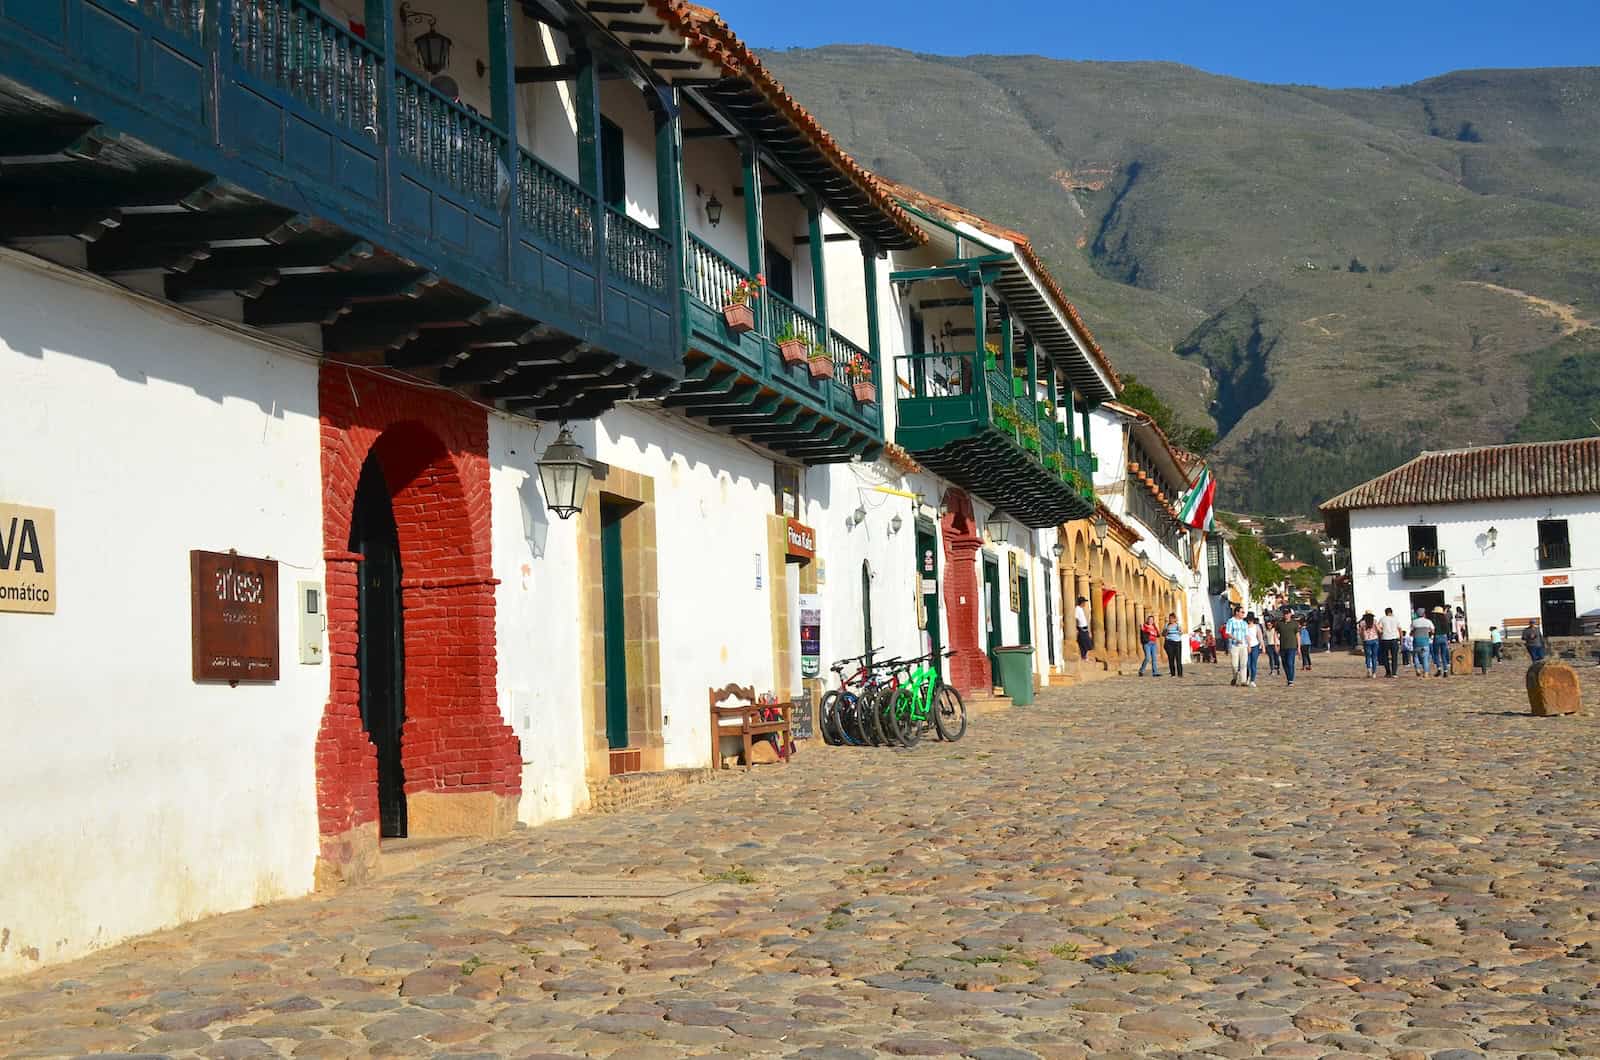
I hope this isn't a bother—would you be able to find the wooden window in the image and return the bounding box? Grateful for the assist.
[600,117,626,210]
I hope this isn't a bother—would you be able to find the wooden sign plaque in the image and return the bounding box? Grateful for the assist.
[191,550,280,682]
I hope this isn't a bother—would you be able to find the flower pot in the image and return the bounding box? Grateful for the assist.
[1011,378,1026,398]
[808,355,834,380]
[722,302,755,334]
[778,338,808,367]
[852,381,876,404]
[1054,422,1067,440]
[983,352,999,372]
[1021,437,1040,453]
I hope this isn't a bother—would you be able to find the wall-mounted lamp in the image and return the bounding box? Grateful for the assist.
[1135,548,1151,572]
[985,511,1009,545]
[1051,542,1065,560]
[1091,512,1109,545]
[1167,573,1182,593]
[399,3,452,75]
[693,185,724,228]
[536,425,592,520]
[889,513,903,535]
[849,504,867,529]
[1485,526,1498,549]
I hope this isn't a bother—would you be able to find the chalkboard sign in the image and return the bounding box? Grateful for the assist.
[790,690,814,740]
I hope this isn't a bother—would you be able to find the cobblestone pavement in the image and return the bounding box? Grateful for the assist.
[5,652,1600,1059]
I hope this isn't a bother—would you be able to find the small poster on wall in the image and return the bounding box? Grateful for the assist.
[799,592,821,678]
[1008,551,1021,613]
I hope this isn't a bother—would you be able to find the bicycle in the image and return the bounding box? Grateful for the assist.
[887,650,965,746]
[821,648,888,746]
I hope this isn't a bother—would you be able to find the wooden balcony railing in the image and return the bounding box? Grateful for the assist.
[395,69,504,208]
[1399,550,1447,580]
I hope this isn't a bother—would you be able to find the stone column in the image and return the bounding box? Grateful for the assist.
[1090,572,1106,661]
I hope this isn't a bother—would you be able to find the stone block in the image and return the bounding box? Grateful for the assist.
[406,790,519,838]
[1527,659,1580,716]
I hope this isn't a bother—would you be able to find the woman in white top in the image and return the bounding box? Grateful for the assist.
[1244,614,1263,686]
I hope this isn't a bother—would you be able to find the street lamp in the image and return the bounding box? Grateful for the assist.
[1051,542,1065,560]
[985,511,1009,544]
[705,192,723,228]
[889,513,904,535]
[399,3,453,75]
[1486,525,1498,549]
[1168,572,1182,593]
[536,425,592,520]
[1091,512,1108,545]
[1135,548,1150,572]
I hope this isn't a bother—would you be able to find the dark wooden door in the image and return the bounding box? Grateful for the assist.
[1541,587,1577,636]
[1017,572,1032,646]
[601,502,629,750]
[350,457,407,838]
[983,555,1002,683]
[917,528,941,679]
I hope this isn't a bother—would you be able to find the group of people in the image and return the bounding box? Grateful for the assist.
[1352,605,1464,678]
[1135,604,1315,685]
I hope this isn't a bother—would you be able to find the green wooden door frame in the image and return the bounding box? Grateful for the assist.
[983,554,1002,684]
[601,503,629,750]
[1018,572,1032,647]
[917,526,941,680]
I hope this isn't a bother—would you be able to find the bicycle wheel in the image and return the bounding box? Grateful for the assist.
[932,684,967,742]
[866,687,891,746]
[839,692,866,745]
[819,690,841,745]
[893,688,922,748]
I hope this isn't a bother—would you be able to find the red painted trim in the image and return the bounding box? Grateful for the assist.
[939,488,991,695]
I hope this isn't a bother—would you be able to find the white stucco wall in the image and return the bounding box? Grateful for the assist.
[0,254,325,978]
[1348,496,1600,638]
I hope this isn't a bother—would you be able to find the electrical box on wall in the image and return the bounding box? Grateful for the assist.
[297,580,325,665]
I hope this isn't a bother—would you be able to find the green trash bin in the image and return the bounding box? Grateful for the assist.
[994,645,1036,705]
[1472,639,1493,672]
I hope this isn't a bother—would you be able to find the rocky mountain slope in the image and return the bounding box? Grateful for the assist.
[758,49,1600,513]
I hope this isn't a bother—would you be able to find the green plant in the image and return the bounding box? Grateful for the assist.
[774,322,802,344]
[725,273,765,306]
[993,404,1019,432]
[460,955,484,975]
[1018,421,1041,444]
[1049,942,1080,960]
[1043,452,1064,472]
[704,866,759,884]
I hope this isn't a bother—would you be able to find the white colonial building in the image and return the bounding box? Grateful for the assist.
[1321,439,1600,639]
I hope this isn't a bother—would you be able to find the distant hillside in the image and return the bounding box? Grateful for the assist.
[759,49,1600,513]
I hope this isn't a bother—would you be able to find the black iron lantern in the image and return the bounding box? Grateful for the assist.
[536,426,592,521]
[400,4,452,76]
[705,192,723,227]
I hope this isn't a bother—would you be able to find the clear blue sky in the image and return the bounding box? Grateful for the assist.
[710,0,1598,89]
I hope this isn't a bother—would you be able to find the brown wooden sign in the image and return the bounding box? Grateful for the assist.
[785,518,816,561]
[191,550,279,682]
[0,503,55,614]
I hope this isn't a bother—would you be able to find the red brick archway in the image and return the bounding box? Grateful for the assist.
[315,366,520,885]
[940,489,990,695]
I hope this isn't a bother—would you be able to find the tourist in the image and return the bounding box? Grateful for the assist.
[1262,616,1281,675]
[1201,627,1217,664]
[1377,606,1402,677]
[1522,617,1546,661]
[1489,624,1503,661]
[1410,608,1434,676]
[1298,621,1312,669]
[1359,611,1381,677]
[1163,612,1186,676]
[1430,606,1452,677]
[1075,596,1092,660]
[1275,607,1301,686]
[1454,606,1468,644]
[1401,629,1413,668]
[1138,611,1161,678]
[1226,604,1249,686]
[1245,612,1262,687]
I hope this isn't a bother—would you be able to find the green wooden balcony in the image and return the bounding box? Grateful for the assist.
[667,235,882,462]
[0,0,679,419]
[895,352,1095,527]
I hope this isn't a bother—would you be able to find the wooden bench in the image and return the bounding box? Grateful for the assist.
[1502,616,1536,638]
[709,683,792,771]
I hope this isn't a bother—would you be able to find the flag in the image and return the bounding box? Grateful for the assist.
[1101,587,1117,611]
[1178,466,1216,531]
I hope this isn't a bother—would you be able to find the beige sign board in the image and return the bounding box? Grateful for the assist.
[0,503,55,614]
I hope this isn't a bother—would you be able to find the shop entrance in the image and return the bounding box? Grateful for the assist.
[983,554,1002,685]
[916,524,941,679]
[1541,587,1577,636]
[601,500,630,750]
[350,456,407,839]
[1408,590,1446,618]
[1017,571,1032,646]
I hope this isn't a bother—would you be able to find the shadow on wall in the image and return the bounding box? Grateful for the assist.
[0,253,316,419]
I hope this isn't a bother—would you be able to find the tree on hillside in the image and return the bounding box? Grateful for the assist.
[1118,375,1218,454]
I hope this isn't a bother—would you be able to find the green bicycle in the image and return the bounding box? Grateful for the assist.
[885,650,965,747]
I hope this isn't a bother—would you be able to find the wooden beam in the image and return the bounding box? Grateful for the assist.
[792,232,856,245]
[0,126,109,167]
[731,184,802,198]
[682,127,733,139]
[515,63,578,83]
[0,207,122,243]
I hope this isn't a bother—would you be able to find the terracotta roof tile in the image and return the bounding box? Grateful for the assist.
[878,179,1122,391]
[1321,438,1600,512]
[645,2,925,247]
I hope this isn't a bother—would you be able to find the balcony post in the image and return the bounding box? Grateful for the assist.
[487,0,517,267]
[1047,357,1060,443]
[575,49,607,292]
[741,141,766,334]
[861,239,882,398]
[1023,324,1038,436]
[970,272,988,420]
[1080,396,1092,453]
[650,84,685,335]
[363,0,398,224]
[807,196,829,340]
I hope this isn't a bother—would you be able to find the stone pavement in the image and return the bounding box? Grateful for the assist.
[5,651,1600,1059]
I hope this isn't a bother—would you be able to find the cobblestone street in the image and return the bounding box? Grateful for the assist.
[5,652,1600,1059]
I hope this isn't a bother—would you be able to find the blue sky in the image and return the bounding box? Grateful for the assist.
[709,0,1598,88]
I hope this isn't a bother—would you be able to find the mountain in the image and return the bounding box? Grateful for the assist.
[758,48,1600,514]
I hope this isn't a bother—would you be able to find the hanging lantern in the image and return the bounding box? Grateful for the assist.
[705,192,723,227]
[536,426,592,521]
[984,511,1009,544]
[400,4,452,76]
[1136,548,1151,572]
[1091,511,1108,545]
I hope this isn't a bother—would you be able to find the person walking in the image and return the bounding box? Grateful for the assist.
[1410,608,1434,676]
[1275,607,1301,686]
[1074,596,1092,660]
[1430,606,1452,677]
[1163,612,1186,676]
[1522,617,1546,661]
[1454,606,1468,644]
[1377,606,1402,678]
[1359,611,1381,677]
[1489,624,1503,661]
[1138,612,1161,678]
[1245,612,1262,687]
[1263,617,1281,675]
[1226,604,1249,686]
[1298,621,1312,669]
[1401,629,1413,668]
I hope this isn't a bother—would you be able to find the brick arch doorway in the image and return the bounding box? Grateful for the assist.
[315,369,521,886]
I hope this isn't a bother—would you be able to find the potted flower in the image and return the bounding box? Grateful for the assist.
[1018,420,1041,453]
[847,354,876,403]
[774,323,808,367]
[722,273,765,333]
[1043,452,1064,473]
[807,341,834,380]
[983,341,1001,372]
[1053,420,1068,441]
[992,404,1018,438]
[1011,367,1028,398]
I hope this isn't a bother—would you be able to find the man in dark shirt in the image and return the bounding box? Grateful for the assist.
[1274,608,1301,686]
[1430,606,1452,677]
